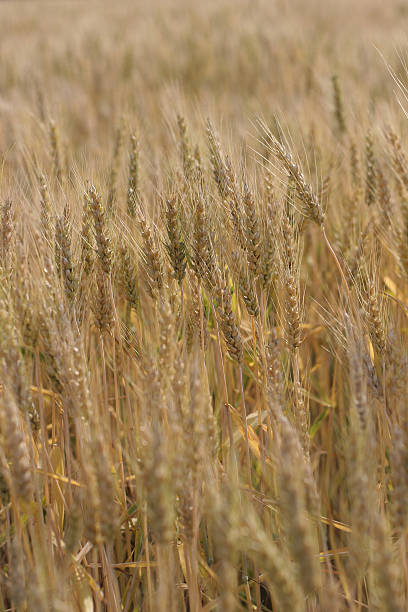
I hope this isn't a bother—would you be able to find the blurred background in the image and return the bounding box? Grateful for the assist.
[1,0,408,164]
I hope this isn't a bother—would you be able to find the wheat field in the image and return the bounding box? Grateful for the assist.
[2,0,408,610]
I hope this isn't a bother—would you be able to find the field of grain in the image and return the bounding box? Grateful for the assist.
[2,0,408,610]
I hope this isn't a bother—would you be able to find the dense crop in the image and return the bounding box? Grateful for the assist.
[1,1,408,610]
